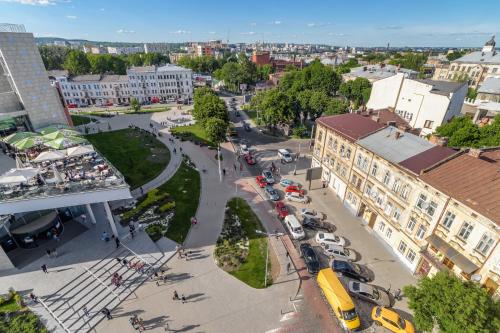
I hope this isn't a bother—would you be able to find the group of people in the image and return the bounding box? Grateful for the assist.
[129,314,146,331]
[111,272,123,287]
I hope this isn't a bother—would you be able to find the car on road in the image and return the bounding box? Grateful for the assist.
[300,208,325,221]
[275,202,289,219]
[285,185,305,195]
[262,170,275,184]
[323,244,356,261]
[240,144,250,155]
[255,175,268,188]
[279,178,299,187]
[67,103,78,108]
[332,260,371,282]
[302,217,334,232]
[244,153,256,165]
[371,307,415,333]
[264,186,280,201]
[278,149,293,163]
[299,243,320,274]
[285,192,309,203]
[315,232,346,247]
[347,281,393,307]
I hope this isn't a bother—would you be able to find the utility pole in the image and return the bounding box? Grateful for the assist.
[217,144,222,182]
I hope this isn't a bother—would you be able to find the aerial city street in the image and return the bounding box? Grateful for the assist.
[0,1,499,332]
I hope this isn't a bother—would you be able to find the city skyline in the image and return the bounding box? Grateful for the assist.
[0,0,499,47]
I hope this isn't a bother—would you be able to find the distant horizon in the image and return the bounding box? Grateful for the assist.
[1,0,499,47]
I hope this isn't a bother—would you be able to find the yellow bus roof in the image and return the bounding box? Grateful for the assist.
[317,268,355,309]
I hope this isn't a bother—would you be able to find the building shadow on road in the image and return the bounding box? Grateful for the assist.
[166,272,193,282]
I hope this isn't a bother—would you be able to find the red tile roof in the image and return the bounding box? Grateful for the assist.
[316,113,385,142]
[420,150,500,224]
[361,109,409,129]
[399,146,458,175]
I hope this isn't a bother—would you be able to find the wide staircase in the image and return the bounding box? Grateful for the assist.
[38,245,162,333]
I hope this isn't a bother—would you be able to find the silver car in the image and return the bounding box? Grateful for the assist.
[347,280,393,307]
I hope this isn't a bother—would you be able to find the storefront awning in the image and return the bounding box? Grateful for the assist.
[426,234,479,274]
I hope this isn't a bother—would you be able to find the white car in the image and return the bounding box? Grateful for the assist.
[300,208,325,221]
[315,232,346,247]
[278,149,293,163]
[285,192,309,203]
[323,244,356,261]
[262,170,275,184]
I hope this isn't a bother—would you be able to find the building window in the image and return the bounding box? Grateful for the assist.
[328,137,333,148]
[475,234,494,255]
[416,225,426,239]
[392,208,402,222]
[383,171,391,185]
[406,249,416,263]
[442,211,455,229]
[386,228,392,239]
[379,222,386,232]
[365,183,372,197]
[371,163,378,177]
[333,140,338,151]
[346,148,352,159]
[376,192,384,207]
[384,202,394,215]
[400,185,411,200]
[427,201,438,217]
[318,130,323,142]
[416,193,427,210]
[406,217,417,231]
[398,241,407,254]
[392,178,401,193]
[340,145,345,156]
[458,222,474,241]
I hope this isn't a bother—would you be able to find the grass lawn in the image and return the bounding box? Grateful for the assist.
[71,114,96,126]
[0,298,20,313]
[86,128,170,189]
[125,106,170,114]
[160,159,201,243]
[170,123,214,146]
[226,197,271,289]
[0,292,48,333]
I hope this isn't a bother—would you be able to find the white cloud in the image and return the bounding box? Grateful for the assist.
[169,30,191,35]
[240,31,255,35]
[66,15,77,19]
[0,0,69,5]
[117,29,135,34]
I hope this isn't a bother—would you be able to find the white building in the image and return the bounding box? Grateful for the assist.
[107,46,144,55]
[343,64,418,83]
[367,73,468,135]
[144,43,170,55]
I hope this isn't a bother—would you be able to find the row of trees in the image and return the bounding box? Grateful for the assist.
[39,46,169,75]
[213,54,259,92]
[248,60,371,128]
[192,87,229,144]
[177,55,226,74]
[434,115,500,148]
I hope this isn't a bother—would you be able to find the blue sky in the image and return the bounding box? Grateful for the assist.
[1,0,499,47]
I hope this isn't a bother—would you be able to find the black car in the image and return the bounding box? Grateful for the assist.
[299,243,320,274]
[331,259,371,282]
[236,111,241,117]
[302,217,333,232]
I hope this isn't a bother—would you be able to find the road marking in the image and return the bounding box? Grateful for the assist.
[279,312,296,322]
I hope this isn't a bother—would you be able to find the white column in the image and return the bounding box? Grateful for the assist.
[85,204,96,225]
[104,202,118,237]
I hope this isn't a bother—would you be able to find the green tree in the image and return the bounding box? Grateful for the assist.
[478,114,500,147]
[126,53,144,67]
[88,54,111,74]
[446,51,466,61]
[130,98,141,112]
[435,116,473,138]
[256,64,274,81]
[204,117,228,144]
[325,98,349,115]
[388,52,427,71]
[193,94,228,125]
[339,77,372,105]
[259,88,294,126]
[39,45,69,70]
[63,50,91,75]
[404,271,500,333]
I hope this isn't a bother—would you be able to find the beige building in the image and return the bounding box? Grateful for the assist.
[313,114,499,296]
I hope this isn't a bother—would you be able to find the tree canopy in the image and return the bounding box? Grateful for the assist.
[177,55,225,73]
[63,50,91,75]
[192,87,229,144]
[39,45,70,70]
[446,50,467,61]
[404,271,500,333]
[339,77,372,108]
[434,115,500,148]
[213,53,257,92]
[388,52,428,71]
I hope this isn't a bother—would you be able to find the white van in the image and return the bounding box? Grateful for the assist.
[278,149,293,163]
[284,215,306,240]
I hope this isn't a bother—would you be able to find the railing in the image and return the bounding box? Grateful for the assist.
[37,297,72,333]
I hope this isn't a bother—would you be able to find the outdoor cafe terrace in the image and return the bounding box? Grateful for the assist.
[0,145,127,202]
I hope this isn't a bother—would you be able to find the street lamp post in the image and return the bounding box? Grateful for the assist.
[217,144,222,182]
[255,230,282,287]
[293,142,301,176]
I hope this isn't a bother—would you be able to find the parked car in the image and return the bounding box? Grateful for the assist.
[285,185,305,195]
[244,154,256,165]
[323,244,356,261]
[347,281,392,307]
[300,208,325,221]
[302,217,333,232]
[67,103,77,108]
[280,178,298,187]
[371,307,415,333]
[262,170,275,184]
[255,175,268,188]
[265,186,280,201]
[299,243,320,274]
[332,259,371,282]
[285,192,309,203]
[315,232,346,247]
[283,215,305,240]
[278,149,293,163]
[275,202,289,219]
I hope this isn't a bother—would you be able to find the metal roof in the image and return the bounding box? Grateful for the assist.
[414,79,466,96]
[316,113,386,142]
[399,146,457,175]
[478,77,500,95]
[357,127,433,164]
[452,50,500,65]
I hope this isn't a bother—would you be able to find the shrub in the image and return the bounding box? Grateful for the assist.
[292,125,307,138]
[121,189,169,222]
[159,201,176,213]
[145,223,166,242]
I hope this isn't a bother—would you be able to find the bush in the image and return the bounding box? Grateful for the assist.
[159,201,176,213]
[292,125,308,138]
[145,223,166,242]
[121,189,169,222]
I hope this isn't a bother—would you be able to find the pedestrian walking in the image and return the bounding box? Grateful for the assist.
[29,292,38,303]
[393,288,402,301]
[41,264,48,274]
[181,294,186,303]
[233,163,236,171]
[101,307,112,320]
[173,148,176,154]
[140,186,144,195]
[286,251,289,259]
[82,305,89,317]
[222,168,226,176]
[115,236,120,248]
[287,262,291,274]
[179,147,183,153]
[129,224,135,239]
[138,317,145,331]
[173,290,179,300]
[46,249,52,258]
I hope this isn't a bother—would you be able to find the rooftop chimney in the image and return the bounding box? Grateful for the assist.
[394,131,401,140]
[468,148,482,158]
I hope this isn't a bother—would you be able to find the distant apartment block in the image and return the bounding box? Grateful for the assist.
[367,73,467,136]
[107,46,144,55]
[0,23,69,130]
[144,42,170,55]
[342,64,419,83]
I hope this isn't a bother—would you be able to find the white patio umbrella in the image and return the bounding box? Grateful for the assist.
[32,150,66,163]
[66,145,94,158]
[51,164,63,184]
[0,167,39,185]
